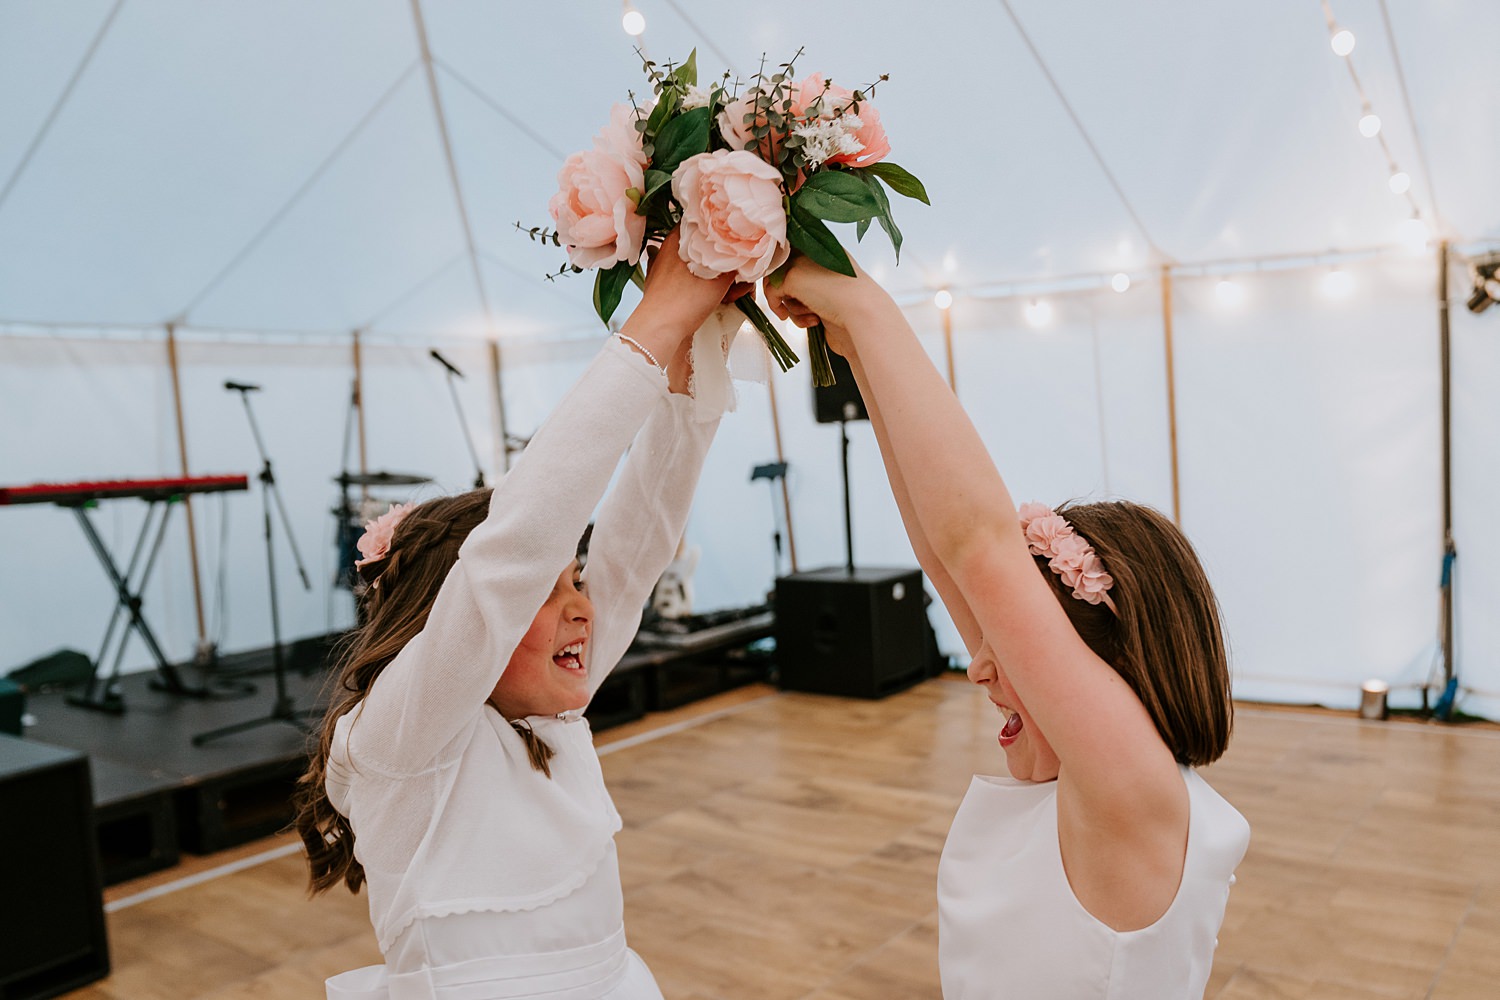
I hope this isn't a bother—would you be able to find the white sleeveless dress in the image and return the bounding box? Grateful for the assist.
[937,766,1249,999]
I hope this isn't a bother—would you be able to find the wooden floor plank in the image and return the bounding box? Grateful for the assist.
[65,678,1500,999]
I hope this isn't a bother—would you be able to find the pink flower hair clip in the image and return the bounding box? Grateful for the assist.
[1016,502,1117,613]
[355,503,413,571]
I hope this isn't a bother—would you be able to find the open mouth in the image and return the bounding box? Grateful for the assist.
[552,641,586,673]
[995,704,1024,747]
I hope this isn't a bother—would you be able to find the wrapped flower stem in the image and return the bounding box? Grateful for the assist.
[805,324,836,387]
[735,295,800,372]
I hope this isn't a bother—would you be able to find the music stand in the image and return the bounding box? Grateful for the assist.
[194,384,318,745]
[750,461,789,578]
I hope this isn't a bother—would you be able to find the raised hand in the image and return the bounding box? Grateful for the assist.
[760,253,899,345]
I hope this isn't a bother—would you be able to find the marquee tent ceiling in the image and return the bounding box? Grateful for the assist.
[1,0,1496,341]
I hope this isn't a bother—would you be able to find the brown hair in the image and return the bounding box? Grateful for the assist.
[1037,501,1232,766]
[292,487,555,896]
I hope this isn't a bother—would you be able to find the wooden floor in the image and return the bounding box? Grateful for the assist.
[68,677,1500,999]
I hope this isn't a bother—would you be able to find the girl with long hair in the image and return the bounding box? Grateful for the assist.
[763,258,1250,998]
[295,232,742,1000]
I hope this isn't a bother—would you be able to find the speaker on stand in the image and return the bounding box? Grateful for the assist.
[774,351,930,698]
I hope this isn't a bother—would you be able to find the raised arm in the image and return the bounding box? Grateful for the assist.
[842,343,983,656]
[764,262,1180,815]
[582,322,736,690]
[349,235,734,773]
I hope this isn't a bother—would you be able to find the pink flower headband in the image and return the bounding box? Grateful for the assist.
[355,503,413,570]
[1017,502,1117,613]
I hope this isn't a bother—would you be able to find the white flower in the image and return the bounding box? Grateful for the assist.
[681,85,712,111]
[792,114,866,169]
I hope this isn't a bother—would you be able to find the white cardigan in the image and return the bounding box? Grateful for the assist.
[325,336,725,993]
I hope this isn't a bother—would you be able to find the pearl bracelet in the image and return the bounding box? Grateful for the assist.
[614,332,667,376]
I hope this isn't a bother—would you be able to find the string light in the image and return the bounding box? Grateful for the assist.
[934,289,953,310]
[1323,1,1428,242]
[1024,299,1053,326]
[621,2,645,36]
[1110,272,1131,293]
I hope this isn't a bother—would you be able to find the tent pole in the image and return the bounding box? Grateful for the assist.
[941,304,957,391]
[164,323,210,660]
[1160,265,1182,526]
[409,0,508,480]
[765,368,798,572]
[488,339,512,472]
[1437,240,1457,711]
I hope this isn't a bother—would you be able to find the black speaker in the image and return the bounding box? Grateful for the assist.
[774,567,927,698]
[0,735,109,998]
[812,350,867,423]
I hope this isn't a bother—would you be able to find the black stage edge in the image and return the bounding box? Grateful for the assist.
[24,661,331,882]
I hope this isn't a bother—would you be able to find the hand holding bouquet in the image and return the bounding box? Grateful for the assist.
[525,49,928,386]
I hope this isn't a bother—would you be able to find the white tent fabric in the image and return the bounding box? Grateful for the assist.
[1,1,1497,718]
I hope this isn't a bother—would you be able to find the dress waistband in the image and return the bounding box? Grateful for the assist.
[326,927,631,1000]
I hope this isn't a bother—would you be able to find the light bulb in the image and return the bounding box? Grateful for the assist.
[934,289,953,311]
[1111,272,1131,293]
[1215,278,1246,307]
[1388,171,1411,195]
[1331,29,1356,57]
[622,5,646,35]
[1359,113,1382,138]
[1024,299,1053,326]
[1321,268,1355,299]
[1398,216,1429,252]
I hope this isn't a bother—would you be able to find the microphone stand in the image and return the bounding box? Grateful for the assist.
[432,350,485,489]
[194,385,318,745]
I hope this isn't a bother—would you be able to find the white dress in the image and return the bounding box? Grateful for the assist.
[937,766,1250,999]
[324,336,727,1000]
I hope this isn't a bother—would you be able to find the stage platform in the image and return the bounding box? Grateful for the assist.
[12,612,775,887]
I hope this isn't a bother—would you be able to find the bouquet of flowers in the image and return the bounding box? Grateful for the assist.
[524,49,928,386]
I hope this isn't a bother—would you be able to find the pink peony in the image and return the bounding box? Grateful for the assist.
[592,102,648,169]
[355,503,413,567]
[716,96,759,154]
[548,148,647,270]
[673,150,790,282]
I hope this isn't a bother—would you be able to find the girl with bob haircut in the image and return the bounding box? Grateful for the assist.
[763,256,1249,999]
[295,232,744,1000]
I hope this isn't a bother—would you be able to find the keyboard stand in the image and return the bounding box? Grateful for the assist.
[65,498,209,714]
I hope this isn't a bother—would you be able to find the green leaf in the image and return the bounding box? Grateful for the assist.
[670,49,698,88]
[856,217,871,241]
[865,162,930,205]
[793,170,881,223]
[593,260,635,325]
[858,170,903,261]
[652,106,711,174]
[787,201,855,277]
[641,168,674,205]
